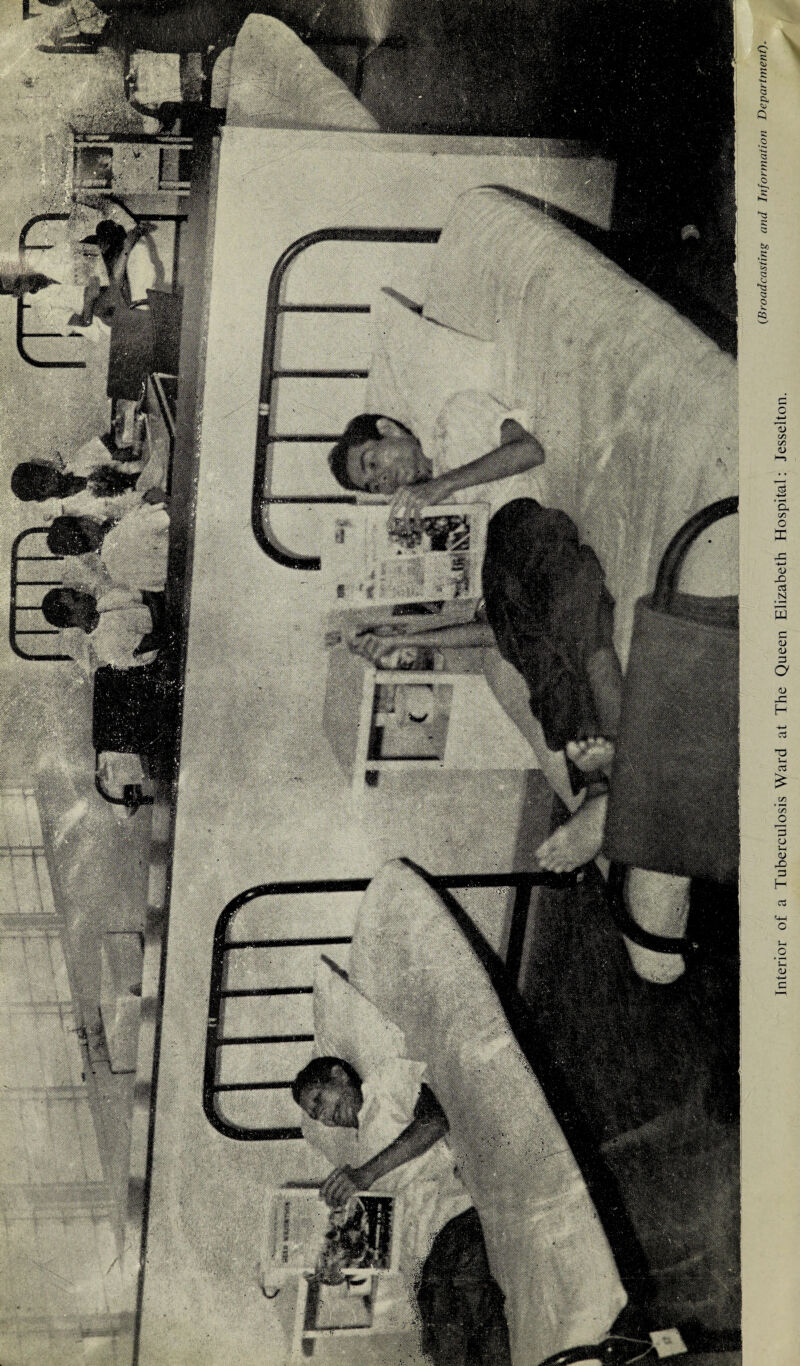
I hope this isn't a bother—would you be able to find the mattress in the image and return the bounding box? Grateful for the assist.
[348,859,627,1366]
[221,16,380,132]
[420,188,738,664]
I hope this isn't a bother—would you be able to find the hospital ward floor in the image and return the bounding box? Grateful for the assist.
[516,785,739,1344]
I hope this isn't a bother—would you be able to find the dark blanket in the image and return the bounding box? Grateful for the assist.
[107,291,183,400]
[416,1209,512,1366]
[92,650,176,762]
[482,498,615,753]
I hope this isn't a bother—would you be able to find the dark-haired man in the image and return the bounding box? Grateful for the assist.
[293,1055,456,1210]
[328,394,544,530]
[42,586,159,674]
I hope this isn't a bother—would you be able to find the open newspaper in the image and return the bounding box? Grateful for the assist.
[264,1185,402,1283]
[323,503,490,608]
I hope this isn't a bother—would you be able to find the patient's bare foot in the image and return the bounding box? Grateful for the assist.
[536,791,607,873]
[566,736,615,775]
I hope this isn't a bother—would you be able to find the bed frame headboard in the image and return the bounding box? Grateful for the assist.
[9,528,69,661]
[204,868,582,1142]
[252,226,440,573]
[250,196,732,577]
[17,208,187,370]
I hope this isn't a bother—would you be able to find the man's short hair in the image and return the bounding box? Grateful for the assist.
[41,587,92,629]
[328,414,412,492]
[47,516,93,557]
[291,1055,362,1106]
[11,462,60,501]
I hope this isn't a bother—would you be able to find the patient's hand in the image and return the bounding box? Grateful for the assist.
[388,474,453,532]
[346,629,398,664]
[320,1165,371,1208]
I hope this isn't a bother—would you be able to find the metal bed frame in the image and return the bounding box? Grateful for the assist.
[250,201,715,574]
[203,868,583,1142]
[252,226,440,572]
[9,527,69,662]
[17,205,187,370]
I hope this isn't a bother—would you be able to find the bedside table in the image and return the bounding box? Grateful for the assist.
[290,1272,417,1358]
[323,647,539,795]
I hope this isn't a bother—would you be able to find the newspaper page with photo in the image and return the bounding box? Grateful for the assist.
[322,503,489,607]
[0,3,791,1366]
[263,1185,402,1280]
[737,2,800,1364]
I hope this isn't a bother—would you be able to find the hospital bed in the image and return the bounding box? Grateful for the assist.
[226,25,734,605]
[17,187,187,370]
[252,184,736,658]
[203,858,625,1365]
[204,18,735,655]
[9,527,174,810]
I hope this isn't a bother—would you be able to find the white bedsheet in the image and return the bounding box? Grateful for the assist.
[421,187,738,664]
[221,16,380,132]
[348,860,627,1366]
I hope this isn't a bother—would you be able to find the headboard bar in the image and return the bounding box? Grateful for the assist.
[252,225,441,570]
[204,868,582,1142]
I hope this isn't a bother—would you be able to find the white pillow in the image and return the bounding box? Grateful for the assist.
[313,956,407,1075]
[300,1111,358,1169]
[365,289,497,453]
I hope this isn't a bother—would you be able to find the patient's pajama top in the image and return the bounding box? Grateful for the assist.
[358,1061,474,1272]
[310,1058,474,1276]
[430,390,541,514]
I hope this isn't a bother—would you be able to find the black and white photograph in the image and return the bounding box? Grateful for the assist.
[0,2,794,1364]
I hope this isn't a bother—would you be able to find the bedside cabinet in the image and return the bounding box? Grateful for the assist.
[323,647,538,795]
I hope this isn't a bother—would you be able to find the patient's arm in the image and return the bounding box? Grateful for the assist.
[319,1085,449,1208]
[348,620,495,663]
[390,418,544,528]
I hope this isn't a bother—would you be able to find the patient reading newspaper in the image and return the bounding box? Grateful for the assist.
[323,503,490,607]
[264,1185,402,1284]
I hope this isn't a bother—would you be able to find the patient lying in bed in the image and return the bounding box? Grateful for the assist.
[294,1054,512,1366]
[328,393,544,520]
[294,1055,472,1254]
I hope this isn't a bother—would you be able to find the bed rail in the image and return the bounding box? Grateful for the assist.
[252,226,440,571]
[17,207,187,369]
[204,868,583,1142]
[16,214,80,370]
[9,528,69,661]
